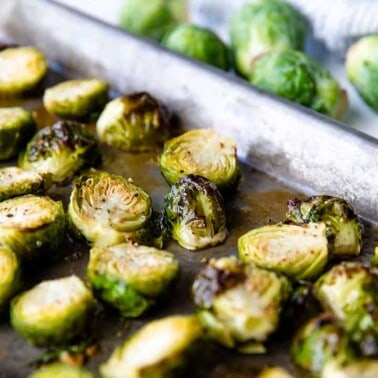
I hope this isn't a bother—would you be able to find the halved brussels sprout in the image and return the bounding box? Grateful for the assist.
[29,363,93,378]
[118,0,186,41]
[249,50,348,119]
[291,313,353,376]
[96,92,171,152]
[163,174,228,250]
[43,79,109,120]
[322,359,378,378]
[0,46,47,96]
[10,275,95,347]
[161,24,230,70]
[238,223,328,281]
[314,262,378,356]
[0,195,65,261]
[257,367,294,378]
[0,246,21,312]
[68,170,153,247]
[18,121,100,184]
[158,128,239,192]
[0,107,36,161]
[230,0,307,77]
[285,195,363,258]
[101,315,202,378]
[192,257,291,351]
[346,35,378,111]
[87,243,179,317]
[0,167,51,202]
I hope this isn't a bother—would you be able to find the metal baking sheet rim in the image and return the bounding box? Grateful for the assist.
[1,0,377,222]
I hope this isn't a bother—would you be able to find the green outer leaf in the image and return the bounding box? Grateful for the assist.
[29,363,93,378]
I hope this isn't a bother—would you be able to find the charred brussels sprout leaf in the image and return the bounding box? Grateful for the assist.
[0,246,21,312]
[162,24,230,70]
[0,195,65,262]
[249,50,348,119]
[101,315,202,378]
[238,223,328,281]
[97,93,171,152]
[29,363,93,378]
[87,243,179,317]
[285,195,363,257]
[0,107,36,161]
[230,0,307,77]
[163,174,228,250]
[43,79,109,120]
[10,276,95,347]
[0,46,47,96]
[346,35,378,111]
[0,167,51,202]
[192,257,292,351]
[322,359,378,378]
[291,313,353,376]
[18,121,100,184]
[68,170,153,247]
[314,262,378,356]
[158,128,239,192]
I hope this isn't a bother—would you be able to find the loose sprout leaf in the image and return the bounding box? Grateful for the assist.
[29,362,93,378]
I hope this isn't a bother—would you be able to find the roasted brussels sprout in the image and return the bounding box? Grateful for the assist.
[96,92,171,152]
[118,0,186,41]
[163,174,228,250]
[162,24,230,70]
[0,46,47,96]
[68,170,153,247]
[43,79,109,120]
[314,262,378,356]
[346,35,378,111]
[18,120,100,184]
[0,246,21,312]
[321,359,378,378]
[257,366,293,378]
[0,167,51,202]
[291,313,353,376]
[285,195,363,258]
[0,195,65,261]
[192,257,291,351]
[10,276,95,347]
[229,0,307,77]
[101,315,201,377]
[158,128,239,192]
[238,223,328,281]
[87,243,179,317]
[29,363,93,378]
[249,50,348,119]
[0,107,36,161]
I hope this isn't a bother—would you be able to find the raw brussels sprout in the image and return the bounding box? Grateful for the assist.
[230,0,307,77]
[68,170,153,247]
[291,313,353,376]
[314,262,378,356]
[29,363,93,378]
[161,24,230,70]
[118,0,186,41]
[0,246,21,311]
[163,174,228,250]
[285,195,363,258]
[101,315,202,378]
[0,107,36,160]
[87,243,179,317]
[322,359,378,378]
[249,50,348,119]
[0,46,47,96]
[43,79,109,120]
[96,93,171,152]
[18,121,100,184]
[257,367,293,378]
[346,35,378,111]
[0,195,65,261]
[192,257,292,351]
[0,167,51,202]
[238,223,328,281]
[158,128,239,192]
[10,275,95,347]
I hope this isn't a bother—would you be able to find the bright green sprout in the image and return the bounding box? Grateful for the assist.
[29,363,93,378]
